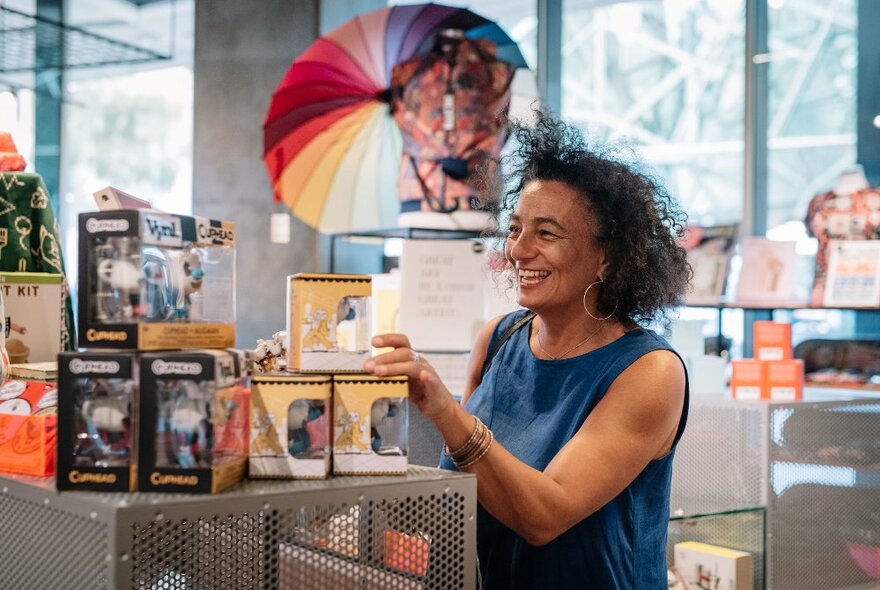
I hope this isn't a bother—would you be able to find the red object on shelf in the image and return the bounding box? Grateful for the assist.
[847,542,880,579]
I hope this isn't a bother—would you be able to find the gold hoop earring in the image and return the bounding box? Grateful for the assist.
[582,280,617,322]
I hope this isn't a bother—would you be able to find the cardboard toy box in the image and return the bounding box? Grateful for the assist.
[0,272,63,363]
[752,321,792,361]
[764,359,804,401]
[56,352,138,491]
[731,359,766,401]
[731,359,804,401]
[138,350,249,494]
[333,375,408,475]
[674,541,753,590]
[0,378,57,477]
[77,210,235,350]
[287,273,372,373]
[250,373,331,479]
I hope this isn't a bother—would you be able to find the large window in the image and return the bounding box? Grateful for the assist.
[561,0,746,227]
[766,0,857,231]
[57,0,194,291]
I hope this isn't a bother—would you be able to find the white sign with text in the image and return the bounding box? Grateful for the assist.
[399,240,486,352]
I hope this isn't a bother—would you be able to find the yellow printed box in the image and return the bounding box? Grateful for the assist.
[333,375,408,475]
[286,273,372,373]
[250,373,331,479]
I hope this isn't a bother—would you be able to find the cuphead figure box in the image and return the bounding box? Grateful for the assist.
[333,375,408,475]
[286,273,372,373]
[78,210,235,350]
[138,350,249,494]
[57,351,138,491]
[249,373,331,479]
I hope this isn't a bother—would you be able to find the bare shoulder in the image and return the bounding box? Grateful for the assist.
[593,348,686,449]
[611,348,686,404]
[461,313,512,405]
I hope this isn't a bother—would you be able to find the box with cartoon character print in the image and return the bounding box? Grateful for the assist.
[249,373,332,479]
[332,375,408,475]
[286,273,371,373]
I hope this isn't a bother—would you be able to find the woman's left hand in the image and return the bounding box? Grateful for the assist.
[363,334,456,422]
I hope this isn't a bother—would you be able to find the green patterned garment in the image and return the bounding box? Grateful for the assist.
[0,171,76,350]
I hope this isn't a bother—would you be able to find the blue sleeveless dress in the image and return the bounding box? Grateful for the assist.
[439,310,689,589]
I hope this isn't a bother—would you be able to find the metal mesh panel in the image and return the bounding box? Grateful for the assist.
[268,492,466,589]
[0,486,109,590]
[131,513,264,589]
[767,401,880,590]
[671,398,767,515]
[668,509,765,590]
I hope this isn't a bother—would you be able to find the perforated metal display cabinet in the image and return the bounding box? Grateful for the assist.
[0,466,476,590]
[672,391,880,590]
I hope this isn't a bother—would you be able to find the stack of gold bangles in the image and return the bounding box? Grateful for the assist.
[444,416,494,470]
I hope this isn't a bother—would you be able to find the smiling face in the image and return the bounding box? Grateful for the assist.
[505,179,608,315]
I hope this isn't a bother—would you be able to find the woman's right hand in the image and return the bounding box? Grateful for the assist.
[363,334,456,423]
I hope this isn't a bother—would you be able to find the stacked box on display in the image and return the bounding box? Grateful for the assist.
[137,350,249,493]
[732,321,803,401]
[0,378,57,477]
[77,209,235,351]
[56,352,138,491]
[333,375,408,475]
[286,273,372,373]
[0,272,64,363]
[249,373,332,479]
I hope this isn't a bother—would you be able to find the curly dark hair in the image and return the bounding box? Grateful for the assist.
[482,109,691,325]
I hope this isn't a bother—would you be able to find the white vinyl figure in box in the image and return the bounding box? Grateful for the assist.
[162,380,211,469]
[95,238,205,322]
[75,381,132,466]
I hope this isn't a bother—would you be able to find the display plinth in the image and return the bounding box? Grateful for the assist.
[673,392,880,590]
[0,466,476,590]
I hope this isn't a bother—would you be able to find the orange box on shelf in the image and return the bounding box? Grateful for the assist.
[752,321,792,361]
[731,359,767,400]
[0,379,58,476]
[765,359,804,401]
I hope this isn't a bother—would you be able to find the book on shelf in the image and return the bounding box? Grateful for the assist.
[822,240,880,308]
[735,237,800,305]
[8,361,57,381]
[681,224,738,306]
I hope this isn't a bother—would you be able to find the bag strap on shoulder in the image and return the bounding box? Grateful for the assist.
[479,310,536,380]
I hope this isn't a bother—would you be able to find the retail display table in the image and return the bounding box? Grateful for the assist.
[0,466,476,590]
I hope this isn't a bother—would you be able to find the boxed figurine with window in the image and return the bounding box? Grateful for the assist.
[138,350,249,493]
[332,375,408,475]
[57,352,137,491]
[250,373,331,479]
[78,210,235,350]
[286,273,371,373]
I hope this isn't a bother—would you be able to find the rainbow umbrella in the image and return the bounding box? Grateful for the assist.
[263,2,528,233]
